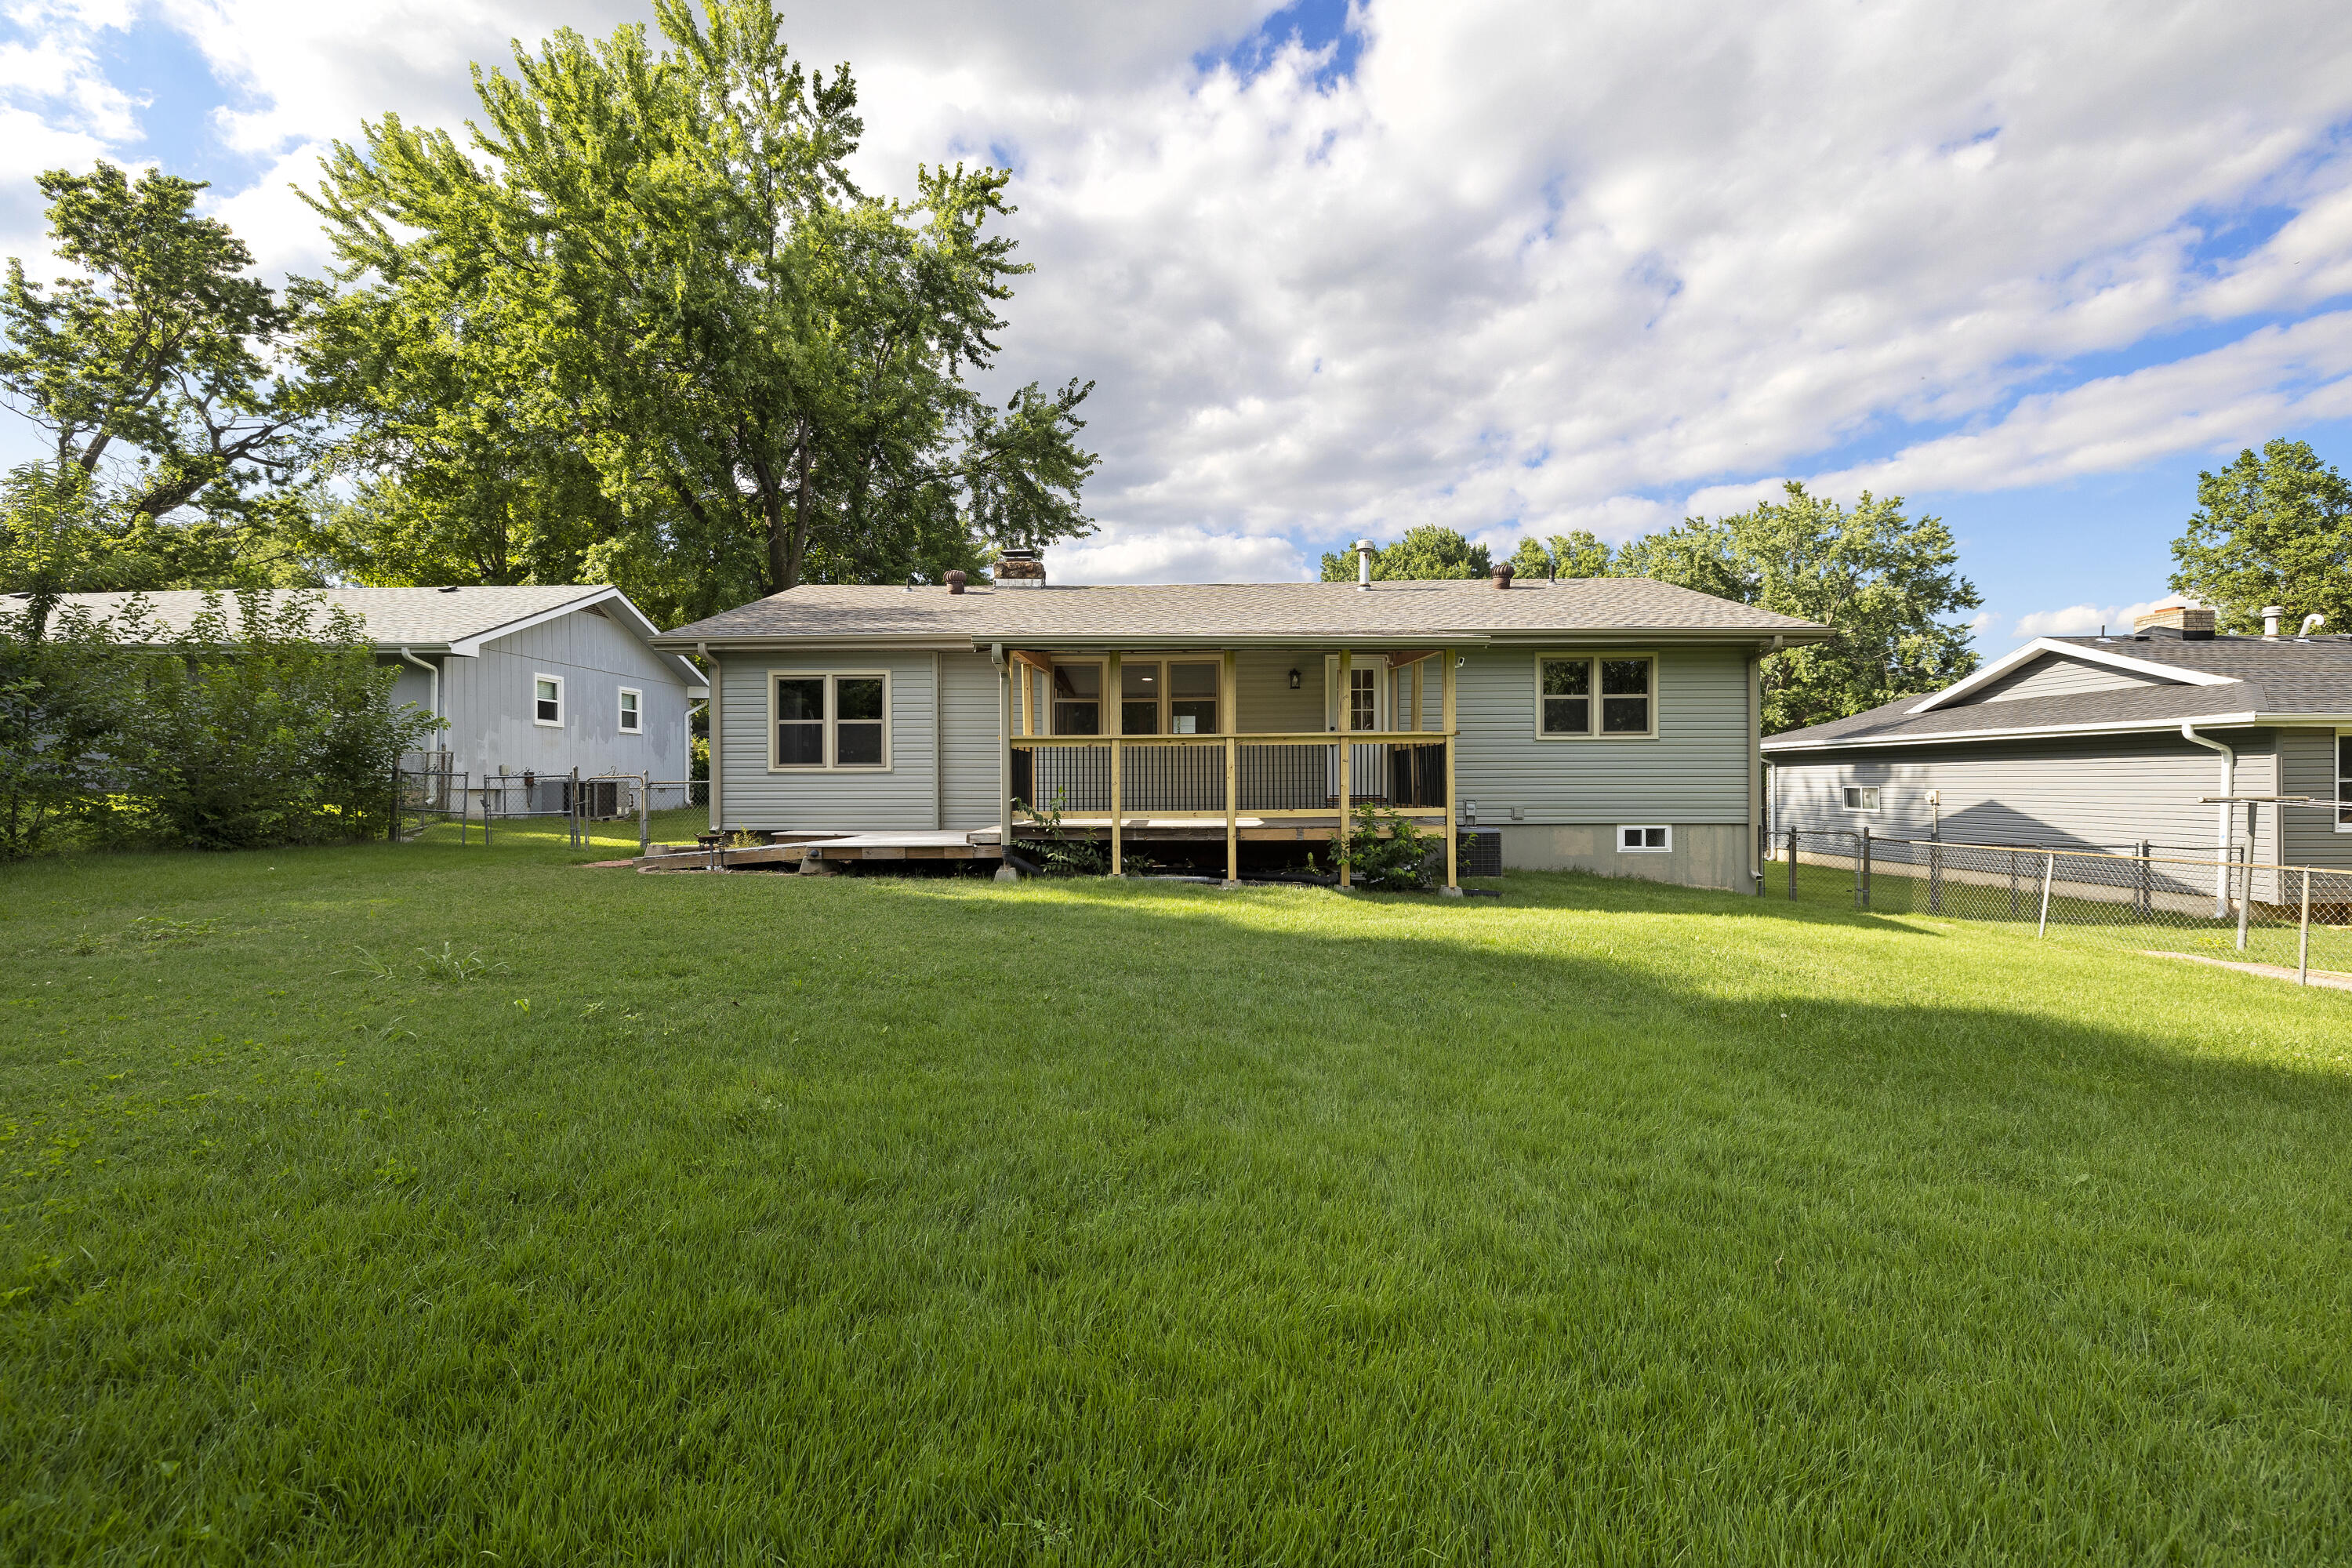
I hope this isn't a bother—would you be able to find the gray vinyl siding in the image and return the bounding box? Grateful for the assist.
[1454,644,1751,824]
[940,652,1004,830]
[2280,726,2352,866]
[1766,728,2308,858]
[720,651,939,832]
[385,607,695,782]
[1966,653,2176,704]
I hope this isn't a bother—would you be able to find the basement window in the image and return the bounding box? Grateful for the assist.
[1843,786,1882,811]
[1618,825,1671,853]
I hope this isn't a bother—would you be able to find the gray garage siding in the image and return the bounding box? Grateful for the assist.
[940,652,1004,830]
[1454,644,1752,824]
[1767,729,2278,857]
[2279,727,2352,867]
[719,651,939,832]
[1968,652,2174,704]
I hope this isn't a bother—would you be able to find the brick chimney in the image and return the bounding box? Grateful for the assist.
[994,548,1045,589]
[2132,603,2214,641]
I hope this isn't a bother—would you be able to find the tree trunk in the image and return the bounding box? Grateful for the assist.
[782,423,815,592]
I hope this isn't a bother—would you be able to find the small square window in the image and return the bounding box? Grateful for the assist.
[533,675,563,727]
[1843,786,1882,811]
[1618,825,1671,852]
[618,688,641,733]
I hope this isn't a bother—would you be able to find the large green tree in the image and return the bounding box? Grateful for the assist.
[2168,438,2352,636]
[0,163,318,586]
[1318,524,1491,581]
[303,0,1096,623]
[1504,485,1979,732]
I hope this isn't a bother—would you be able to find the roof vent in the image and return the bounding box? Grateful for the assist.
[1355,539,1376,590]
[1492,564,1514,590]
[995,548,1045,590]
[2132,603,2214,641]
[946,570,967,595]
[437,586,461,593]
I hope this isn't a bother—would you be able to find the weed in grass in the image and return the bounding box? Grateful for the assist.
[410,940,506,983]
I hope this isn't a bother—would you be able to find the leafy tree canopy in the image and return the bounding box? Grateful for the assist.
[1506,484,1980,733]
[0,162,318,582]
[302,0,1097,625]
[2168,438,2352,636]
[1318,524,1491,582]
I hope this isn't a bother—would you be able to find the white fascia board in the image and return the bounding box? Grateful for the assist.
[1763,711,2266,753]
[1906,638,2234,713]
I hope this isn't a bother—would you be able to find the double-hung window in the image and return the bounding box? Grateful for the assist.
[773,673,890,770]
[533,674,564,727]
[2338,730,2351,829]
[1537,655,1655,738]
[617,688,641,734]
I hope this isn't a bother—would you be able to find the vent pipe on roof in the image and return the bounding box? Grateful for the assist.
[946,570,967,595]
[2303,612,2327,637]
[1354,539,1376,590]
[2263,605,2285,637]
[1491,564,1514,590]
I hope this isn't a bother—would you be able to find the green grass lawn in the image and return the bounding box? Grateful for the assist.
[5,840,2350,1564]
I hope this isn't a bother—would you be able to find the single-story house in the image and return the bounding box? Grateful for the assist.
[1764,604,2352,874]
[649,549,1832,891]
[42,585,706,786]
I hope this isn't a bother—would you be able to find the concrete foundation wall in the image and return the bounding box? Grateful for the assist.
[1499,822,1752,891]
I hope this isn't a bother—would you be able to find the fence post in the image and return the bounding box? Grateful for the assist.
[1929,833,1943,914]
[2236,844,2251,952]
[1787,826,1797,901]
[639,775,649,858]
[388,762,401,843]
[2137,841,2151,918]
[2037,851,2055,938]
[2009,850,2018,920]
[1860,828,1871,911]
[2299,868,2312,986]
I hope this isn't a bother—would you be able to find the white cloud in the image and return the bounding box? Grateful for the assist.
[2011,598,2186,639]
[1048,528,1307,584]
[9,0,2352,574]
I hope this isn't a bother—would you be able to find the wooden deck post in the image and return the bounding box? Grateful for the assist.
[1223,651,1239,886]
[1225,735,1239,884]
[1107,653,1122,875]
[1337,648,1352,888]
[1443,652,1458,890]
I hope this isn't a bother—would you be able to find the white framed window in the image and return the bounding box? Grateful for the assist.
[1843,785,1882,811]
[1618,825,1671,853]
[1535,653,1657,739]
[532,673,564,727]
[617,688,642,734]
[2337,729,2350,830]
[771,672,891,771]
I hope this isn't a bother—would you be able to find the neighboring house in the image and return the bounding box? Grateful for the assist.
[43,586,707,784]
[1764,604,2352,873]
[648,550,1832,891]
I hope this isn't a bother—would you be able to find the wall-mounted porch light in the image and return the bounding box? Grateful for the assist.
[1287,667,1301,689]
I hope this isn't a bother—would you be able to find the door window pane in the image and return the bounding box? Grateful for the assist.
[777,677,824,765]
[1121,661,1160,734]
[1540,659,1590,735]
[1170,662,1217,735]
[1052,662,1101,735]
[1600,659,1651,734]
[1348,667,1377,731]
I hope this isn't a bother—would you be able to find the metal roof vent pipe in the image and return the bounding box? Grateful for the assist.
[1355,539,1377,590]
[2303,612,2328,637]
[1492,563,1515,590]
[2263,605,2285,637]
[946,570,967,595]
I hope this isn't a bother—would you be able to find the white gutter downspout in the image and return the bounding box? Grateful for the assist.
[397,645,440,739]
[2180,722,2234,917]
[699,641,720,833]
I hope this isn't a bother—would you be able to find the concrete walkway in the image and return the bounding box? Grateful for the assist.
[2142,950,2352,991]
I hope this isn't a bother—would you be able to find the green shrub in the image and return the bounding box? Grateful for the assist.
[1334,803,1439,889]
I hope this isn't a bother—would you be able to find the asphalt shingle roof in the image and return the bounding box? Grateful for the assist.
[31,586,616,649]
[653,578,1828,645]
[1765,633,2352,750]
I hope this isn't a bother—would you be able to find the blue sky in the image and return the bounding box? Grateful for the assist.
[5,0,2352,642]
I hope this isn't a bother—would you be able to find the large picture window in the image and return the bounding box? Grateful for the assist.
[1537,654,1655,739]
[1051,662,1102,735]
[772,673,891,770]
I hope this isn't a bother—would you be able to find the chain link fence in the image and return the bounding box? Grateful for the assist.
[1773,829,2352,985]
[392,762,710,855]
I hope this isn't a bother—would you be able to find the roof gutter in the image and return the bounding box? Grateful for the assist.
[2179,722,2236,918]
